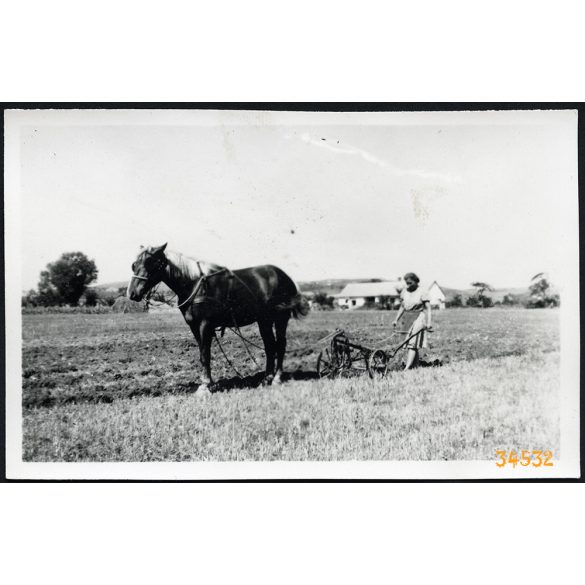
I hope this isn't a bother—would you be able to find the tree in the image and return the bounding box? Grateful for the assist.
[43,252,98,306]
[470,281,494,308]
[470,282,494,296]
[528,273,559,308]
[447,293,463,308]
[36,270,62,306]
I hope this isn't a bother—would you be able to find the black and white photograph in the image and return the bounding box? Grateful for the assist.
[4,107,580,479]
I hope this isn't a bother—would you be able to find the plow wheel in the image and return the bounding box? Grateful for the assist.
[317,349,337,378]
[338,345,355,377]
[384,349,406,372]
[367,349,388,378]
[340,352,369,377]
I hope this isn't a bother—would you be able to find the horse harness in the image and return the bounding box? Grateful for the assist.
[174,267,222,308]
[132,259,279,322]
[178,264,262,314]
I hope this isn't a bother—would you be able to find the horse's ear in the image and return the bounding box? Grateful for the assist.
[154,243,167,254]
[139,245,145,250]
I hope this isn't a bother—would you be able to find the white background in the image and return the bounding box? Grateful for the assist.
[2,1,583,584]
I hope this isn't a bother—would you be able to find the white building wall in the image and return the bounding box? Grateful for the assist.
[337,297,367,309]
[427,283,446,310]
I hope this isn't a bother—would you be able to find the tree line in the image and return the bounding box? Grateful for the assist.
[22,253,560,312]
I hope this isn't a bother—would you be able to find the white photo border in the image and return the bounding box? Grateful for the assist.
[4,105,581,480]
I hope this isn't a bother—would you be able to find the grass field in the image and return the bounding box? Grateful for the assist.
[21,308,560,461]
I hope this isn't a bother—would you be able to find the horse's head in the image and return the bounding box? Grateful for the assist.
[127,243,168,301]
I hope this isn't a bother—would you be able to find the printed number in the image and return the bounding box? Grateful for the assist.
[496,450,554,468]
[495,450,507,467]
[543,450,554,466]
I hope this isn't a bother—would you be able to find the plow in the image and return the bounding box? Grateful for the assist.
[316,328,428,379]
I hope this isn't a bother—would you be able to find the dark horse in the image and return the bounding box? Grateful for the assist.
[127,243,310,394]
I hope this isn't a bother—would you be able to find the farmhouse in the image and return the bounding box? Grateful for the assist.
[335,279,447,310]
[426,281,446,310]
[335,281,401,309]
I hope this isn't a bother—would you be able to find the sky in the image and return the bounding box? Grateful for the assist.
[10,109,578,291]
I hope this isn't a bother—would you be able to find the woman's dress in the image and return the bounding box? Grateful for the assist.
[400,287,429,349]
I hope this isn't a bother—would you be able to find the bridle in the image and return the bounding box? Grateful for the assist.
[129,257,226,309]
[129,258,168,284]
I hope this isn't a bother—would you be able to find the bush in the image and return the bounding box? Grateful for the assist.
[83,288,99,307]
[466,293,493,308]
[376,295,394,310]
[312,292,334,310]
[527,275,560,308]
[526,294,560,309]
[466,295,479,307]
[22,289,40,308]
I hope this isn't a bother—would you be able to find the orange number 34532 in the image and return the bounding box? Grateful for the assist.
[496,450,554,468]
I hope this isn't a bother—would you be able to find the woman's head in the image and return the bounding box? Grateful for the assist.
[404,272,420,291]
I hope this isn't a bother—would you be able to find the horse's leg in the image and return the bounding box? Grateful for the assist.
[196,320,214,394]
[187,321,204,384]
[257,319,276,385]
[273,313,290,385]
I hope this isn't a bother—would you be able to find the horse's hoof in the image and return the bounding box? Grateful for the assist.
[196,384,212,397]
[272,374,283,386]
[262,375,274,387]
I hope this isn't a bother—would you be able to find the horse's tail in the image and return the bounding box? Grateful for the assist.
[275,293,311,319]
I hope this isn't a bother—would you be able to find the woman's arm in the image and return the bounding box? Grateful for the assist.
[424,300,432,330]
[393,306,405,327]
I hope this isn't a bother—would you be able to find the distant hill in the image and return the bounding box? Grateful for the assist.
[91,280,175,301]
[95,278,389,299]
[298,278,385,296]
[488,288,530,303]
[91,281,129,292]
[94,279,532,305]
[299,281,532,305]
[441,286,530,303]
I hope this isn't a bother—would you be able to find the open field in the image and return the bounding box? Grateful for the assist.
[21,308,560,461]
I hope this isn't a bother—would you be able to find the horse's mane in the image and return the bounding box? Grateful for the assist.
[165,250,225,280]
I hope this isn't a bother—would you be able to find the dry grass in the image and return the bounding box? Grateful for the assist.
[21,308,560,461]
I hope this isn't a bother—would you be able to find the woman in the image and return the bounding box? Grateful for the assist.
[392,272,433,370]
